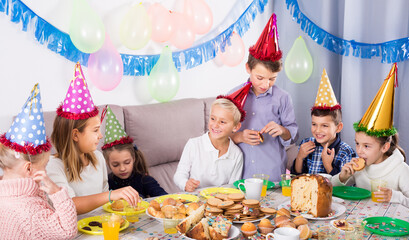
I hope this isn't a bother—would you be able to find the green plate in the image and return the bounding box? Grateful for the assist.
[332,186,371,200]
[364,217,409,237]
[233,179,275,192]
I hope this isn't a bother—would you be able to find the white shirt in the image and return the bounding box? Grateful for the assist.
[46,150,109,198]
[332,149,409,208]
[173,132,243,191]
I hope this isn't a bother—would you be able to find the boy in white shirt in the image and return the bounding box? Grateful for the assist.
[174,96,246,192]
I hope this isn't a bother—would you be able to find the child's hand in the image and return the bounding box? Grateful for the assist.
[240,129,261,145]
[373,187,392,202]
[261,121,285,138]
[339,160,357,183]
[185,178,200,192]
[321,143,335,172]
[111,186,140,206]
[32,171,61,195]
[297,141,315,159]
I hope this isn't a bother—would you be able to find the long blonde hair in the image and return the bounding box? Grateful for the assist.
[51,115,98,182]
[0,143,48,169]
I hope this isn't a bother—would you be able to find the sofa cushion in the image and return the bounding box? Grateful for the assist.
[148,161,180,194]
[203,97,216,132]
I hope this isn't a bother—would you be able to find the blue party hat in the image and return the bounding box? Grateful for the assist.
[0,84,51,155]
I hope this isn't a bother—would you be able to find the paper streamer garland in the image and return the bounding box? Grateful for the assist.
[0,0,268,76]
[285,0,409,63]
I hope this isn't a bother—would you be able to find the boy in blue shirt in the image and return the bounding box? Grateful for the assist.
[291,69,356,175]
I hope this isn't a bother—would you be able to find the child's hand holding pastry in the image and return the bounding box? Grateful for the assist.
[236,129,261,145]
[261,121,291,140]
[32,171,61,195]
[373,187,392,203]
[185,178,200,192]
[339,159,360,183]
[111,186,140,207]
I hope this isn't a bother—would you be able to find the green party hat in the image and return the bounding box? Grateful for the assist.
[102,106,133,150]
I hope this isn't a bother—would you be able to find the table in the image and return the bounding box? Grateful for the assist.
[74,185,409,240]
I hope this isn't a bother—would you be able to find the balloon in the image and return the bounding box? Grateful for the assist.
[219,32,245,67]
[169,12,195,50]
[104,3,131,48]
[284,36,313,84]
[183,0,213,35]
[148,46,180,102]
[88,34,123,91]
[69,0,105,53]
[120,3,152,50]
[147,3,173,43]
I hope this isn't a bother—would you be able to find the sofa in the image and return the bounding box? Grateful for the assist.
[42,97,298,194]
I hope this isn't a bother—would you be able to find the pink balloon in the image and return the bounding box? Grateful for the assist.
[169,12,195,50]
[88,34,123,91]
[147,3,173,43]
[183,0,213,35]
[220,32,245,67]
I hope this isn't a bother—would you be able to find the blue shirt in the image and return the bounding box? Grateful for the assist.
[291,134,356,175]
[229,82,298,182]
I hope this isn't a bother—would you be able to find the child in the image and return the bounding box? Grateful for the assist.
[229,13,298,182]
[332,63,409,208]
[291,69,356,175]
[174,98,243,192]
[0,84,77,239]
[101,106,167,198]
[46,63,139,214]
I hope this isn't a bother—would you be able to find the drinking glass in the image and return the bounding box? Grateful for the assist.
[281,174,295,197]
[101,213,121,240]
[371,179,387,202]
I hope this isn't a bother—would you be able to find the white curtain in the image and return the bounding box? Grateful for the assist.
[273,0,409,158]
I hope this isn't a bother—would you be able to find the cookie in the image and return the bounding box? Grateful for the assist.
[207,197,223,207]
[218,200,235,209]
[260,207,277,215]
[214,193,228,201]
[353,158,366,171]
[227,193,245,202]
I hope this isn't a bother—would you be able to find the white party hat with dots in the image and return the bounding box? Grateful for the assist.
[57,62,99,120]
[0,84,51,155]
[101,106,133,150]
[312,68,341,111]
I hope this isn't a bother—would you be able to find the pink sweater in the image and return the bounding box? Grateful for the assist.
[0,178,77,240]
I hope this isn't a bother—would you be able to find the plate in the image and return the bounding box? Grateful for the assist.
[276,200,346,220]
[180,225,240,240]
[329,219,351,232]
[145,208,166,222]
[332,186,371,200]
[199,187,242,199]
[77,216,129,235]
[364,217,409,237]
[102,200,150,215]
[233,179,275,192]
[154,194,199,204]
[233,214,270,224]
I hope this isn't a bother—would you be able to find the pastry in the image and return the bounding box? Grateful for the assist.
[149,200,161,211]
[280,221,296,228]
[293,215,308,226]
[177,205,205,234]
[332,219,351,230]
[186,218,211,240]
[291,174,332,217]
[162,197,177,206]
[187,202,201,215]
[241,222,257,238]
[352,158,366,171]
[258,218,274,234]
[274,215,291,228]
[298,224,313,240]
[111,199,126,211]
[258,132,264,143]
[161,205,177,219]
[208,216,232,240]
[277,208,291,218]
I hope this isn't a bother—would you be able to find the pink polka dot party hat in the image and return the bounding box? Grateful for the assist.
[0,83,51,155]
[57,62,99,120]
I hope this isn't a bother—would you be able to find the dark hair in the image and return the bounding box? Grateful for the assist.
[247,54,282,73]
[103,143,149,176]
[311,108,342,126]
[377,133,406,161]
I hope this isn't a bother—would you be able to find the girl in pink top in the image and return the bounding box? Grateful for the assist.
[0,84,77,240]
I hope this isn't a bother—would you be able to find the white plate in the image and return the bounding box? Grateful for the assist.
[232,214,270,224]
[332,196,344,203]
[180,225,240,240]
[146,208,186,223]
[276,200,346,220]
[329,219,349,232]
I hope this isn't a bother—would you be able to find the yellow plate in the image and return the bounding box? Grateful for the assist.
[77,216,129,235]
[102,200,149,215]
[153,194,199,204]
[199,187,242,199]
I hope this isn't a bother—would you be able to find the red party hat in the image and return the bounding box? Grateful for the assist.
[217,82,252,122]
[249,13,282,61]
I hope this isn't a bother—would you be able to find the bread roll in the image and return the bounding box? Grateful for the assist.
[162,198,177,206]
[298,224,313,240]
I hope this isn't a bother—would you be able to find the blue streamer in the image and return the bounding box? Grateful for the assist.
[285,0,409,63]
[0,0,268,76]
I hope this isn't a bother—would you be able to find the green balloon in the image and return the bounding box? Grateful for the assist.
[148,46,180,103]
[285,36,313,84]
[69,0,105,53]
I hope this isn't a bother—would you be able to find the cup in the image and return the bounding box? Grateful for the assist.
[317,226,340,240]
[281,174,295,197]
[101,213,122,240]
[163,218,181,234]
[266,227,300,240]
[238,178,263,200]
[124,205,140,223]
[344,218,365,240]
[371,179,387,202]
[252,174,270,197]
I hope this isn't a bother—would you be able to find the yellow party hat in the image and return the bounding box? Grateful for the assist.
[312,68,341,111]
[354,63,397,137]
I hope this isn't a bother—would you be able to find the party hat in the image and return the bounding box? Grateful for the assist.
[57,62,98,120]
[0,84,51,155]
[101,106,133,150]
[312,68,341,111]
[249,13,282,61]
[217,81,252,122]
[354,63,397,137]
